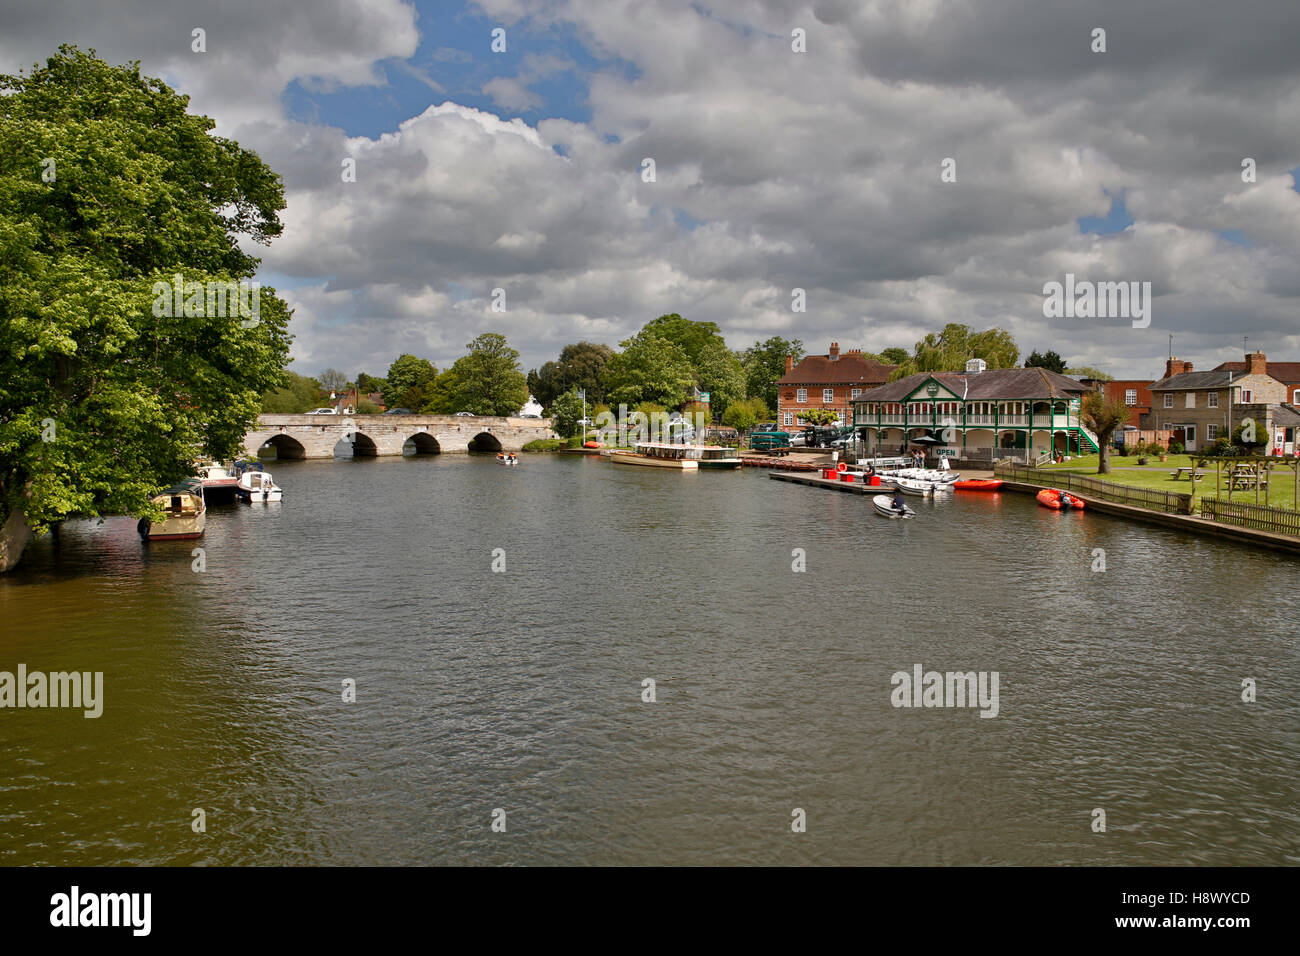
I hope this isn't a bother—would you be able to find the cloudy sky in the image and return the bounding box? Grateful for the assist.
[3,0,1299,379]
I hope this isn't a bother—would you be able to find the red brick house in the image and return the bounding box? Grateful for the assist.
[776,343,896,429]
[1080,378,1154,427]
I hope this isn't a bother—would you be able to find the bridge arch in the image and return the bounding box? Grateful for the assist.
[404,433,441,455]
[257,434,306,460]
[467,431,503,453]
[350,431,379,457]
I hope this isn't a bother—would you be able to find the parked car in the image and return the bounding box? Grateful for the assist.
[521,414,542,419]
[788,431,807,447]
[383,407,413,415]
[455,411,475,417]
[306,407,338,415]
[577,417,595,427]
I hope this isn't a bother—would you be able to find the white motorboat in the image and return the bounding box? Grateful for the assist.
[496,453,519,465]
[890,476,935,496]
[873,494,916,518]
[237,468,282,502]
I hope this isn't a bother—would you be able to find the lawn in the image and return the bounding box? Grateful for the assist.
[1036,454,1300,510]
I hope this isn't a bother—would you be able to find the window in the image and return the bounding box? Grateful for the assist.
[823,388,834,403]
[1241,388,1252,403]
[1163,394,1173,408]
[783,412,793,426]
[796,388,807,403]
[1125,389,1137,405]
[1293,389,1300,404]
[1186,392,1195,408]
[851,388,862,399]
[1208,392,1218,408]
[1207,424,1218,441]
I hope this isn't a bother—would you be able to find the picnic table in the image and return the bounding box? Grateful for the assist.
[1170,466,1205,481]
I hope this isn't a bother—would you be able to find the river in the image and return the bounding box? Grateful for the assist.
[1,453,1296,865]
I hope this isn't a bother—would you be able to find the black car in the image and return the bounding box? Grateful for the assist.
[383,407,413,415]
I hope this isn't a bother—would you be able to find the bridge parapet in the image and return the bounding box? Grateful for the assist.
[245,414,554,458]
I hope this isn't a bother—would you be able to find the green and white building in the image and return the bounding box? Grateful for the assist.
[852,362,1100,462]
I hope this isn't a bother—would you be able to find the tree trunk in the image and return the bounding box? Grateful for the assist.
[1098,443,1111,475]
[0,508,33,573]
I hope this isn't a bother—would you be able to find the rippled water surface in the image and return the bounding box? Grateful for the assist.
[2,454,1297,865]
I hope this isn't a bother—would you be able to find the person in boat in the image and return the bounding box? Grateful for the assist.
[892,487,906,511]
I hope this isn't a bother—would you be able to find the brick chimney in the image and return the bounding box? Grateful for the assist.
[829,341,840,361]
[785,354,794,374]
[1246,350,1267,375]
[1164,357,1192,378]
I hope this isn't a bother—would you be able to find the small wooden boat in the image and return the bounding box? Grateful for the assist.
[237,468,282,501]
[873,494,916,518]
[1036,488,1085,510]
[138,478,206,540]
[953,479,1003,492]
[496,453,519,465]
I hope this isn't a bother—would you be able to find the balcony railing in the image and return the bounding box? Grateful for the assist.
[855,413,1082,429]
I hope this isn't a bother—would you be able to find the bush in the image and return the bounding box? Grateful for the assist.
[1169,442,1184,455]
[522,438,565,452]
[1149,444,1166,456]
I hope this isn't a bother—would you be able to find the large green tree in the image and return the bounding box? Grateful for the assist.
[442,333,528,416]
[742,336,806,411]
[889,324,1019,380]
[528,341,613,408]
[382,354,438,408]
[605,330,697,408]
[642,314,726,366]
[0,47,291,570]
[693,341,746,418]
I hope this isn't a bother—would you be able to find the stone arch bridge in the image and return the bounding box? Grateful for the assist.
[245,414,555,459]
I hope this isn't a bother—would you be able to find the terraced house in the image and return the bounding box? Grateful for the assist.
[776,343,895,429]
[1147,352,1297,453]
[852,360,1099,462]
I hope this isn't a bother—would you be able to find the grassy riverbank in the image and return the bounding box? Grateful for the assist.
[1039,454,1300,511]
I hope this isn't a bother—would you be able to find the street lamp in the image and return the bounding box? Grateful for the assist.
[577,388,586,443]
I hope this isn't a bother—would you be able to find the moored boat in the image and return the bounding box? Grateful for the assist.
[138,478,206,540]
[608,442,701,469]
[953,479,1003,492]
[1036,488,1084,510]
[237,468,282,501]
[696,446,742,470]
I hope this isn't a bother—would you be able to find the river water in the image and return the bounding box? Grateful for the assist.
[1,453,1296,865]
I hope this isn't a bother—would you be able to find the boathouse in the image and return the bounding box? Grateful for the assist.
[852,362,1098,462]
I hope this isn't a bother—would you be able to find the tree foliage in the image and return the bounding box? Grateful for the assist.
[605,330,697,408]
[0,46,291,568]
[1081,390,1131,475]
[550,390,586,438]
[720,397,771,432]
[528,341,613,408]
[381,354,438,409]
[741,336,805,411]
[262,371,321,413]
[889,324,1019,380]
[1024,349,1066,374]
[443,333,528,416]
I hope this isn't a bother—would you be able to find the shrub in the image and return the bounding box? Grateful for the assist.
[522,438,565,452]
[1169,442,1184,455]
